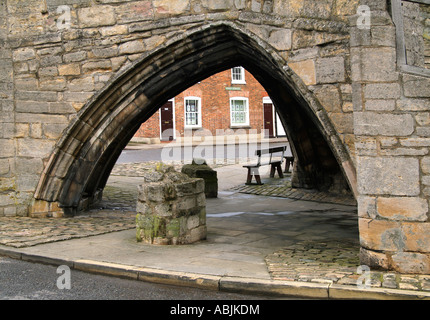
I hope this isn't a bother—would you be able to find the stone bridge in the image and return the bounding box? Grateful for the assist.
[1,0,430,273]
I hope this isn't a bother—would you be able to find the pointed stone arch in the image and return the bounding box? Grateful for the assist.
[33,22,356,216]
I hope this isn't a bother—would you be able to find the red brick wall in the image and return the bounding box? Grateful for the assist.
[135,110,159,138]
[134,68,269,139]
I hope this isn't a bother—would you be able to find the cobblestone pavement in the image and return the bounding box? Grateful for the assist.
[0,213,135,248]
[265,239,430,291]
[1,161,430,294]
[230,181,356,206]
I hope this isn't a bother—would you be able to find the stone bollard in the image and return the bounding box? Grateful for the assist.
[136,163,207,245]
[181,158,218,198]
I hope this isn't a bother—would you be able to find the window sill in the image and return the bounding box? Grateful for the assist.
[230,125,251,129]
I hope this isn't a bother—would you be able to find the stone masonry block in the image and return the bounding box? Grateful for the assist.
[357,195,376,219]
[115,1,153,24]
[12,48,35,62]
[402,222,430,253]
[174,179,204,197]
[187,214,200,230]
[313,85,342,113]
[78,5,116,28]
[119,40,145,55]
[268,28,292,51]
[421,156,430,174]
[364,83,401,99]
[316,56,345,84]
[288,59,316,86]
[146,182,165,202]
[376,197,428,222]
[185,225,207,244]
[201,0,234,10]
[0,139,15,157]
[354,112,414,136]
[352,47,398,82]
[181,160,217,198]
[359,247,390,270]
[357,156,420,196]
[58,64,81,76]
[359,218,403,252]
[391,252,430,274]
[397,98,430,111]
[403,74,430,98]
[153,0,190,15]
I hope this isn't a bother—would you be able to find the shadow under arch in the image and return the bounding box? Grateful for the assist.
[34,22,357,216]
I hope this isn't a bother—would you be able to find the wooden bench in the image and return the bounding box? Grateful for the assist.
[243,146,287,185]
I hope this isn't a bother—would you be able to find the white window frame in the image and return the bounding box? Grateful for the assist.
[231,66,246,84]
[184,96,202,129]
[230,97,249,127]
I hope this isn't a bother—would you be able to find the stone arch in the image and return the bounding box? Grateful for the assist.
[33,22,356,216]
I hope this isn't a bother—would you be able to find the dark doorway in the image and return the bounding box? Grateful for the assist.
[263,102,274,138]
[160,100,174,141]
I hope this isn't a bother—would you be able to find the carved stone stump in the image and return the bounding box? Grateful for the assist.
[181,159,218,198]
[136,163,207,245]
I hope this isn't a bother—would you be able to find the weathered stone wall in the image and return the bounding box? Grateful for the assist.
[0,1,16,216]
[352,0,430,273]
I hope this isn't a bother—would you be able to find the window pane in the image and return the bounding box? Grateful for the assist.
[231,99,247,125]
[185,99,200,126]
[232,67,244,82]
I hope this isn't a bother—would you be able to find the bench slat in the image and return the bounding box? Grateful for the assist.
[256,146,286,156]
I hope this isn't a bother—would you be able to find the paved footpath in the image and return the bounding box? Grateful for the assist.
[1,161,430,299]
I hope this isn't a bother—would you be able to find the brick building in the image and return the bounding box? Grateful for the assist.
[133,67,286,142]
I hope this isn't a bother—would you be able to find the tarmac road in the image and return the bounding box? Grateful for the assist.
[0,257,271,300]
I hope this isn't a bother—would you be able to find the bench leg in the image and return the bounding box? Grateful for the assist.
[276,164,284,178]
[284,161,290,173]
[255,174,262,185]
[246,168,252,185]
[245,167,263,185]
[284,157,294,173]
[270,164,276,178]
[270,164,284,178]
